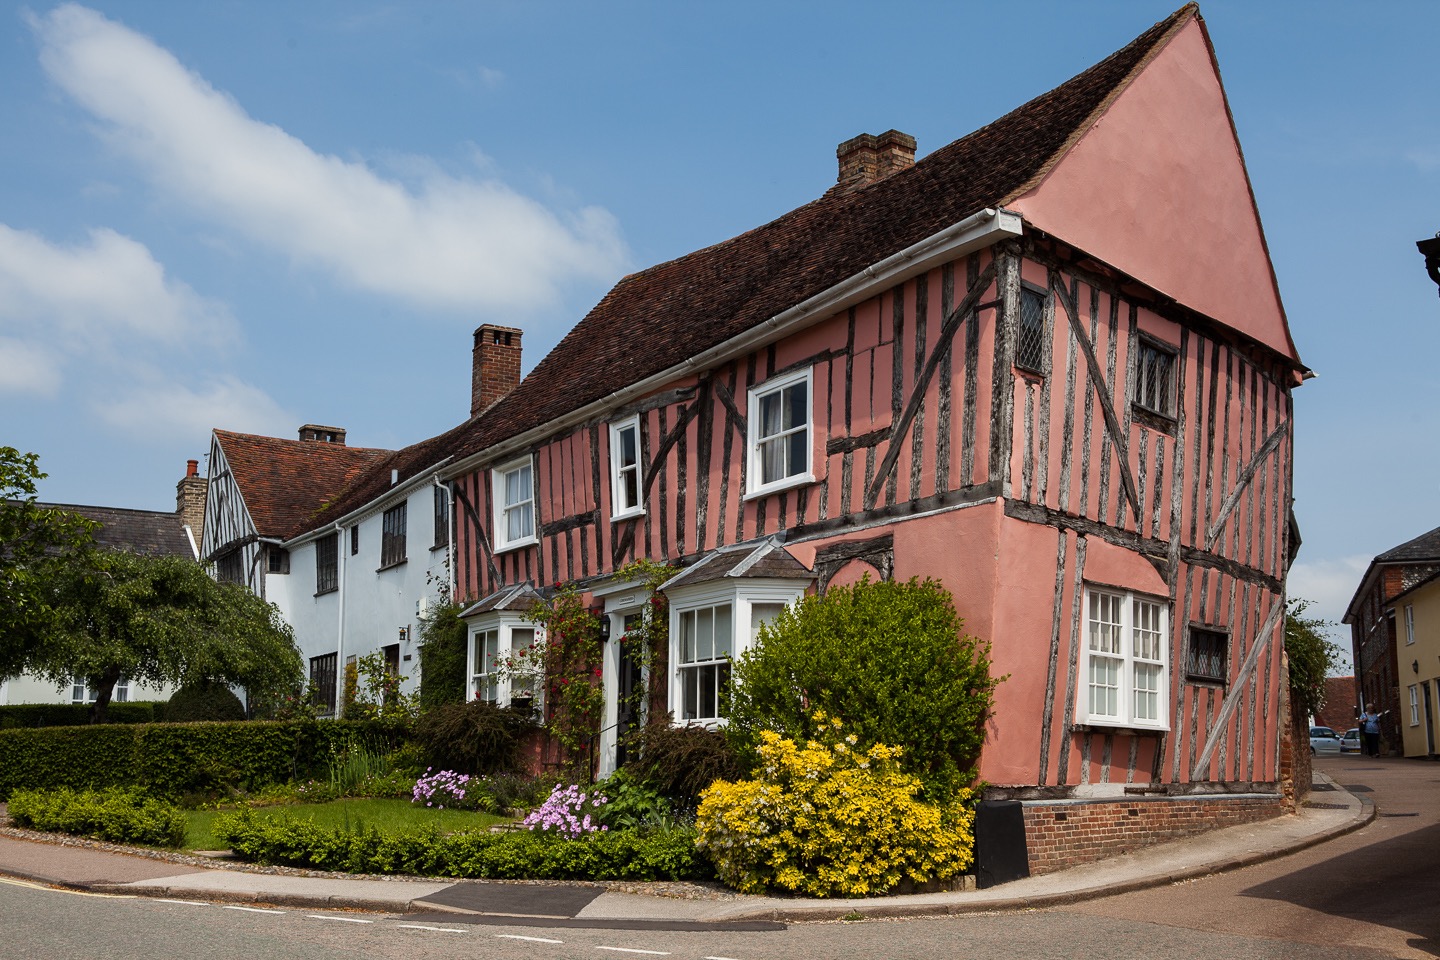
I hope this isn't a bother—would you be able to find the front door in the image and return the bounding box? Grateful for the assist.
[1425,681,1436,757]
[615,613,644,768]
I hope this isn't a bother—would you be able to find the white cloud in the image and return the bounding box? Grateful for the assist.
[0,336,62,394]
[97,374,294,439]
[0,224,228,347]
[33,4,629,314]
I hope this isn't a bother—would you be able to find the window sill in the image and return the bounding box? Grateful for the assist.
[1072,721,1169,735]
[494,536,537,554]
[313,587,338,598]
[376,559,408,573]
[430,543,449,553]
[610,507,645,523]
[743,472,816,502]
[1131,404,1177,435]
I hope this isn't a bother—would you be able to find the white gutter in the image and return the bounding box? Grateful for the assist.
[443,207,1021,479]
[284,455,455,548]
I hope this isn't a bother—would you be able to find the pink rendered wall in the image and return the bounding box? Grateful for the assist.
[1012,18,1297,363]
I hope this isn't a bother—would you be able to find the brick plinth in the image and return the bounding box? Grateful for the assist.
[1022,793,1285,875]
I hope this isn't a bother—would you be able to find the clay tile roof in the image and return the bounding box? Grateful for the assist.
[35,503,193,557]
[214,430,391,540]
[437,5,1196,465]
[308,420,472,529]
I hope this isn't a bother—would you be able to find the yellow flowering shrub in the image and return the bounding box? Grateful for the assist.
[695,714,974,897]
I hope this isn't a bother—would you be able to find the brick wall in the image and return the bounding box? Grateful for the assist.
[1022,794,1285,875]
[472,324,523,417]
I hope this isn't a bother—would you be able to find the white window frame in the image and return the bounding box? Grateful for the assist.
[1410,684,1420,726]
[1078,586,1170,731]
[745,367,814,498]
[492,457,537,552]
[608,416,644,520]
[667,579,805,726]
[71,676,129,704]
[466,614,544,709]
[1405,604,1415,645]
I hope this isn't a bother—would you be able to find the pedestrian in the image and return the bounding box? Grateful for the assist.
[1360,704,1385,757]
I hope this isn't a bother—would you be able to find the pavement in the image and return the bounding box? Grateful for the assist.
[0,771,1373,929]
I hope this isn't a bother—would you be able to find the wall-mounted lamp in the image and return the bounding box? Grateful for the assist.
[1412,659,1420,674]
[593,608,611,643]
[1418,234,1440,296]
[399,626,410,644]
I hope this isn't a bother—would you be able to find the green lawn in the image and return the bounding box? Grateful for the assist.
[186,799,510,851]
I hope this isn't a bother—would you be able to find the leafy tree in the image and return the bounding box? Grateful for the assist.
[417,600,469,710]
[30,550,303,723]
[1285,597,1339,720]
[724,576,1000,802]
[0,447,96,677]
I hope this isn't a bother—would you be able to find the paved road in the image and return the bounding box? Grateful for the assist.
[1062,754,1439,958]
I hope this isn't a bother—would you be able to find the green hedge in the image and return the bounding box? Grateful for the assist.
[0,718,408,800]
[0,702,163,728]
[214,809,710,881]
[8,787,186,847]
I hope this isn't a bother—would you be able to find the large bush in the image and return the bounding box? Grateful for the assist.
[697,717,975,897]
[725,576,998,801]
[411,700,531,775]
[164,681,246,723]
[8,786,186,847]
[627,722,742,807]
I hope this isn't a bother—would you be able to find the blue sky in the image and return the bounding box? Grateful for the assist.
[2,2,1437,663]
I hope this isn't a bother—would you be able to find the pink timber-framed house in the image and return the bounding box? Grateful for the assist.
[385,5,1306,872]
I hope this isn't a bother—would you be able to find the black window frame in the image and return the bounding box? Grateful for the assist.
[266,546,289,575]
[1133,333,1179,423]
[1015,284,1048,375]
[216,550,244,585]
[350,524,358,556]
[380,503,407,569]
[433,486,450,549]
[1186,627,1229,685]
[315,532,339,595]
[309,652,338,715]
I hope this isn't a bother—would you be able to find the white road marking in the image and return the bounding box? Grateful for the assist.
[396,924,467,933]
[223,905,285,914]
[306,914,373,923]
[155,899,209,906]
[704,956,746,960]
[595,948,670,956]
[497,934,565,944]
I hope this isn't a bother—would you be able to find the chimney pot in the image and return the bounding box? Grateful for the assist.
[186,459,198,478]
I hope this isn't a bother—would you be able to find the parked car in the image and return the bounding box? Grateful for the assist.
[1309,726,1341,756]
[1339,728,1361,754]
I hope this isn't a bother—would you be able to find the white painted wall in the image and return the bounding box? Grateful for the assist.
[277,480,451,705]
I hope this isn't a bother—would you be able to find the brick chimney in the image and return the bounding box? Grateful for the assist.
[831,130,916,195]
[176,459,208,555]
[472,324,523,417]
[298,424,346,444]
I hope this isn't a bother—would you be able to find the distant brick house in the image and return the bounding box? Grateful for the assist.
[0,461,208,706]
[1313,676,1358,734]
[1344,526,1440,756]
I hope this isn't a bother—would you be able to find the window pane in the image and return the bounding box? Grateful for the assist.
[623,468,639,509]
[683,667,698,720]
[787,429,808,477]
[680,611,695,663]
[697,606,714,661]
[750,602,785,643]
[1089,656,1120,717]
[759,390,781,437]
[782,383,807,430]
[700,663,717,720]
[713,603,733,659]
[717,661,732,717]
[620,426,637,467]
[760,436,785,484]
